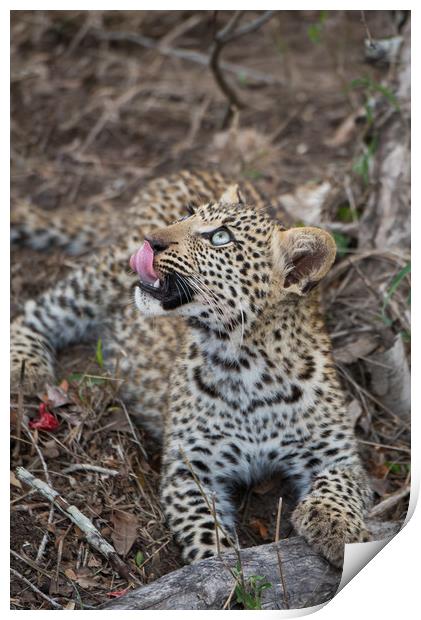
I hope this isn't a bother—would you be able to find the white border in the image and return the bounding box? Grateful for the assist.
[4,4,418,618]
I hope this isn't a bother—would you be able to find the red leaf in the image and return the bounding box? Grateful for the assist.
[107,588,129,598]
[29,403,60,431]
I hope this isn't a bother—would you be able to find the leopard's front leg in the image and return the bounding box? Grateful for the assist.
[291,463,371,568]
[11,243,135,391]
[161,447,236,563]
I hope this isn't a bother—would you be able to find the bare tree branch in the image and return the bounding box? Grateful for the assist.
[216,11,276,45]
[209,11,277,118]
[93,29,282,86]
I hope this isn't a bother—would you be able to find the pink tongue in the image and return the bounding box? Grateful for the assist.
[130,240,159,284]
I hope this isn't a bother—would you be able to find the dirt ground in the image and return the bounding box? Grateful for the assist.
[10,10,410,610]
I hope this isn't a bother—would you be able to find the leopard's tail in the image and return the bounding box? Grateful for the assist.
[11,200,116,255]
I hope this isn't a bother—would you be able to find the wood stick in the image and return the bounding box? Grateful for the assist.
[15,466,140,585]
[274,497,290,609]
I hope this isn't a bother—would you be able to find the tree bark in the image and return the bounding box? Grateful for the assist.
[104,521,400,610]
[359,20,410,250]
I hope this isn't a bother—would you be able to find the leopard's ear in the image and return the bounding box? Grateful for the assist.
[219,184,245,205]
[274,226,336,295]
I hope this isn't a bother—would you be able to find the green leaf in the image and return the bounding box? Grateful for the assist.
[67,372,107,387]
[67,372,84,383]
[337,204,357,223]
[307,24,322,44]
[233,565,272,610]
[96,337,104,368]
[349,76,399,111]
[332,232,351,257]
[353,136,378,184]
[385,462,410,475]
[307,11,328,44]
[242,168,263,181]
[134,550,144,567]
[381,262,411,324]
[237,72,248,86]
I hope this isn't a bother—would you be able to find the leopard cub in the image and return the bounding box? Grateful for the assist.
[11,172,371,567]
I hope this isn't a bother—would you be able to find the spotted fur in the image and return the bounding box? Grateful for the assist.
[11,170,371,567]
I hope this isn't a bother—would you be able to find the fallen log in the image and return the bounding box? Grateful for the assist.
[104,520,400,610]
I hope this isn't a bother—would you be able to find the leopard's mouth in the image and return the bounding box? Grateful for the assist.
[137,272,195,310]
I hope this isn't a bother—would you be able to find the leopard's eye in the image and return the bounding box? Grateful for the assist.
[210,228,232,246]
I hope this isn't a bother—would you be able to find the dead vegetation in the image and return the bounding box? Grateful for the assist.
[11,10,410,610]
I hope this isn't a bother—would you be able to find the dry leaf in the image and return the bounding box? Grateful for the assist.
[369,477,389,497]
[102,408,131,433]
[43,439,60,459]
[249,518,270,540]
[74,568,99,589]
[347,399,363,425]
[44,384,72,408]
[59,379,69,392]
[324,107,365,147]
[209,127,279,175]
[111,510,138,556]
[10,471,22,489]
[65,602,76,610]
[87,555,102,568]
[333,334,379,364]
[64,568,77,581]
[278,181,333,225]
[369,335,410,420]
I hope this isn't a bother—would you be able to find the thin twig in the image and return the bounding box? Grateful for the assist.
[15,467,140,585]
[180,448,235,548]
[274,497,290,609]
[10,549,52,579]
[222,579,238,610]
[211,493,221,557]
[22,421,55,562]
[369,485,410,518]
[117,398,148,461]
[10,567,63,609]
[209,11,276,117]
[55,524,72,587]
[12,361,25,458]
[217,10,276,45]
[337,364,410,428]
[360,11,375,47]
[61,464,120,476]
[36,504,55,563]
[357,439,410,454]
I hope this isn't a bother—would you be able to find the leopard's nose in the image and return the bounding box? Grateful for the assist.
[145,236,169,255]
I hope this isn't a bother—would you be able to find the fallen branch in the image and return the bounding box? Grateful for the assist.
[369,485,410,519]
[104,520,400,610]
[92,29,282,87]
[15,466,140,585]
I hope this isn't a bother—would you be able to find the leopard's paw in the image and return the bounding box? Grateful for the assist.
[292,496,370,568]
[11,357,55,394]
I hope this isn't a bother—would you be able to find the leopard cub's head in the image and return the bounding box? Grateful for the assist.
[131,185,336,333]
